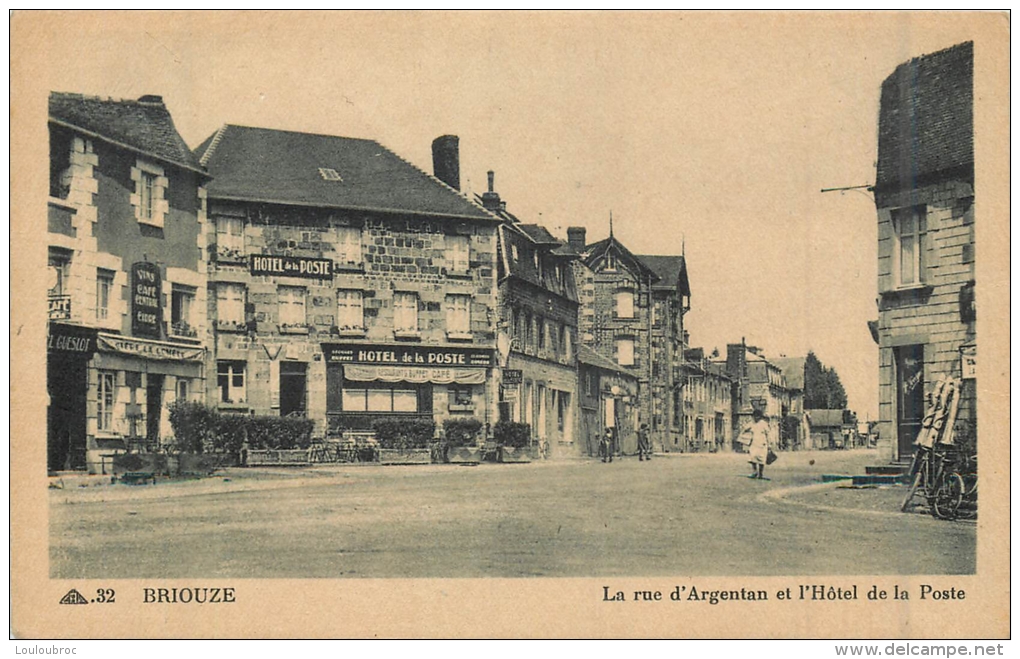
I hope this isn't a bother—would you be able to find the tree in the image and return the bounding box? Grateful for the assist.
[804,351,847,409]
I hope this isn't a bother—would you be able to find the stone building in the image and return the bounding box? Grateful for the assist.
[681,347,734,452]
[568,226,690,452]
[724,341,792,447]
[195,127,500,439]
[47,92,210,472]
[479,173,580,456]
[772,356,809,450]
[577,346,640,457]
[872,41,976,461]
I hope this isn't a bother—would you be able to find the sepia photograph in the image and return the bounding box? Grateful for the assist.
[10,10,1010,640]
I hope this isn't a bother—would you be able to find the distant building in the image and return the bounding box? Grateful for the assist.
[195,127,500,439]
[568,226,691,452]
[682,347,734,452]
[725,341,792,448]
[872,42,976,461]
[577,346,640,457]
[772,356,809,450]
[47,92,211,473]
[481,172,580,456]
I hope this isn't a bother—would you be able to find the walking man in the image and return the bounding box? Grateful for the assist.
[637,423,652,461]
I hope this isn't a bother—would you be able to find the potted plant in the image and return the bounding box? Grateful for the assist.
[494,420,532,463]
[442,418,484,464]
[373,419,435,465]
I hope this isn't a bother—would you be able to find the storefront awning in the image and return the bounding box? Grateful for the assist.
[97,333,205,362]
[344,364,485,385]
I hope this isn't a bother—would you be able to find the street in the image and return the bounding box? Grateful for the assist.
[50,450,975,579]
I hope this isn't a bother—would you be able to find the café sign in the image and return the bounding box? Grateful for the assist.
[98,334,205,362]
[48,295,72,320]
[47,323,97,357]
[323,342,493,367]
[131,262,162,339]
[250,255,333,280]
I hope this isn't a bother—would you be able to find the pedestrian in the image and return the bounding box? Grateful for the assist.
[739,408,771,479]
[637,423,652,461]
[601,427,614,463]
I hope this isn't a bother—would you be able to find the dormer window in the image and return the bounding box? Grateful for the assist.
[319,168,343,181]
[605,252,617,272]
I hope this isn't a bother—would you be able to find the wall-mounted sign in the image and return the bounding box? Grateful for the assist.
[131,262,162,339]
[322,342,493,367]
[97,333,205,362]
[48,295,71,320]
[960,345,976,380]
[47,322,97,357]
[344,364,486,385]
[250,255,333,280]
[502,369,523,385]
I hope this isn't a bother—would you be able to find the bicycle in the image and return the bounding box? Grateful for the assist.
[900,443,956,513]
[931,452,977,521]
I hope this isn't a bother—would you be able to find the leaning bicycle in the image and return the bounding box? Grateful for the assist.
[931,452,977,521]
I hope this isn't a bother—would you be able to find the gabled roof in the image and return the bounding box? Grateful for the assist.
[806,409,847,428]
[196,124,497,221]
[519,224,561,245]
[578,345,637,378]
[876,41,973,191]
[637,254,691,295]
[49,92,205,174]
[584,235,660,280]
[499,224,578,302]
[772,357,806,390]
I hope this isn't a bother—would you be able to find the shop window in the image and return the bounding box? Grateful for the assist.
[336,227,362,267]
[216,283,246,329]
[278,286,307,328]
[342,387,419,413]
[96,269,115,321]
[892,206,927,287]
[446,294,471,336]
[449,385,474,411]
[97,371,116,432]
[617,337,635,366]
[336,289,364,331]
[215,216,245,261]
[217,361,246,404]
[615,289,635,319]
[171,285,197,337]
[446,235,470,274]
[394,292,419,333]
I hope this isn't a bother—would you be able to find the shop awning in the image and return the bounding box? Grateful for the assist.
[344,364,485,385]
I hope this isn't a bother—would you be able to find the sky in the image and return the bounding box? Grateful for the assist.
[17,11,998,419]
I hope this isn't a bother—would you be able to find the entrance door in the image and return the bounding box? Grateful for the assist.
[146,374,164,448]
[47,357,87,471]
[895,345,925,459]
[280,362,308,417]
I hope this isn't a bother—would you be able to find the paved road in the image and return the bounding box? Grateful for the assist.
[50,450,975,578]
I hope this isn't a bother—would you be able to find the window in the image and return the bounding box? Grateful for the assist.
[652,300,663,326]
[216,283,246,327]
[48,249,71,297]
[336,227,362,266]
[176,378,190,402]
[538,316,546,349]
[171,285,196,336]
[342,387,419,413]
[524,312,533,347]
[585,371,594,396]
[446,235,470,273]
[278,286,306,327]
[96,269,115,321]
[510,243,519,262]
[215,217,244,258]
[605,252,617,271]
[336,289,364,330]
[394,292,418,333]
[449,385,474,409]
[562,325,571,358]
[97,371,116,432]
[617,337,635,366]
[615,290,635,318]
[893,206,927,286]
[446,294,471,335]
[132,161,166,227]
[217,361,246,404]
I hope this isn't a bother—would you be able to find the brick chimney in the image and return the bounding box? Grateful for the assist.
[567,226,587,253]
[481,170,502,212]
[431,135,460,191]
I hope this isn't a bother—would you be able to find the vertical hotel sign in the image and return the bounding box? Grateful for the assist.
[132,262,162,339]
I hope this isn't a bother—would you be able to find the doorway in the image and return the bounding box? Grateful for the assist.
[280,362,308,417]
[146,374,164,448]
[47,356,87,471]
[895,345,925,459]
